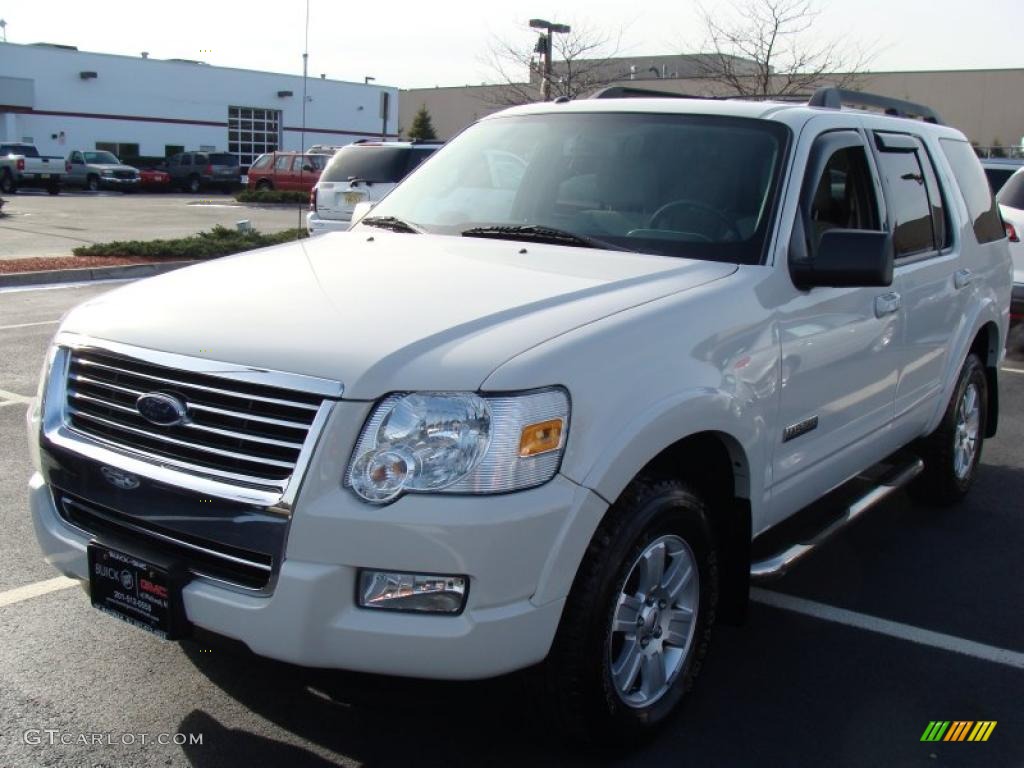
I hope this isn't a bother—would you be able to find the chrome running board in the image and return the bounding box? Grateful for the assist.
[750,457,924,582]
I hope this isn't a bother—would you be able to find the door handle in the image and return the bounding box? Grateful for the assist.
[954,268,974,289]
[874,292,901,318]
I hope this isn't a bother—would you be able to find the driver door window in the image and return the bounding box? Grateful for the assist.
[808,145,880,247]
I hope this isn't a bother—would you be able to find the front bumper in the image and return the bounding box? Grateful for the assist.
[306,211,350,236]
[30,462,604,679]
[99,177,140,189]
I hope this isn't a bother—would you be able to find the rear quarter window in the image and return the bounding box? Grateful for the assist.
[321,146,410,183]
[209,153,239,166]
[996,169,1024,211]
[940,139,1004,244]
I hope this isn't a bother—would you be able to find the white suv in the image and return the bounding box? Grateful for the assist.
[306,140,441,235]
[996,166,1024,320]
[28,88,1011,747]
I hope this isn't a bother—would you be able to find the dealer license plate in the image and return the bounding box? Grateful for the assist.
[87,543,187,640]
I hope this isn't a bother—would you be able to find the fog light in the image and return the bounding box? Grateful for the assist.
[357,570,467,614]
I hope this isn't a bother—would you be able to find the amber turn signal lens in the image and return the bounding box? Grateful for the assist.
[519,418,564,457]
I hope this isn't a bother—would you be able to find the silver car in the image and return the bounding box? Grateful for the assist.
[65,150,140,192]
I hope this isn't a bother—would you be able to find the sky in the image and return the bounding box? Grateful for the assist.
[0,0,1020,89]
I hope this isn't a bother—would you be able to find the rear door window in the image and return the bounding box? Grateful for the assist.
[939,139,1004,244]
[874,133,938,258]
[275,155,292,171]
[997,169,1024,211]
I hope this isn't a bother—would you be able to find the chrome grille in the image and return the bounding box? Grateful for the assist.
[64,348,324,487]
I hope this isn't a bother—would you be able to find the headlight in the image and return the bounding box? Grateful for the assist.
[101,169,113,176]
[346,388,569,503]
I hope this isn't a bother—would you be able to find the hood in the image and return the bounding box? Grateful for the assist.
[61,232,737,398]
[93,163,137,173]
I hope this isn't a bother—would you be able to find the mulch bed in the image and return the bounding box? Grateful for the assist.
[0,256,170,274]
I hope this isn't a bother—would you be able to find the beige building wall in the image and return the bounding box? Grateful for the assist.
[401,69,1024,148]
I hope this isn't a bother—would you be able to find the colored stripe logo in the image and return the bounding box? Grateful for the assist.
[921,721,997,742]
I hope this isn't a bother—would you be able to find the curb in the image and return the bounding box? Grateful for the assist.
[0,260,198,288]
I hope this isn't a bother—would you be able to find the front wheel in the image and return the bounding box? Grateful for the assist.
[86,175,100,192]
[910,353,987,505]
[188,175,201,194]
[538,477,718,746]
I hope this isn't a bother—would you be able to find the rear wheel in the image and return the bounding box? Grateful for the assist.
[910,353,987,505]
[47,181,60,195]
[538,477,717,746]
[187,175,201,194]
[1,170,17,194]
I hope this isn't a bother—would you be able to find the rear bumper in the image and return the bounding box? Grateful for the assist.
[14,173,61,187]
[1012,283,1024,320]
[306,211,350,235]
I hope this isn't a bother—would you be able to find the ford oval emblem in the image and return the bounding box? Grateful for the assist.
[136,392,187,426]
[101,465,140,490]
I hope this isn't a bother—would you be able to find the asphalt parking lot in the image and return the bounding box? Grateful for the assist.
[0,192,306,260]
[1,282,1023,767]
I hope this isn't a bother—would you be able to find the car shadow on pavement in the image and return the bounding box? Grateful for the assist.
[178,636,590,767]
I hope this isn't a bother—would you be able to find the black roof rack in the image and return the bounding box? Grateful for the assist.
[409,139,445,145]
[808,87,943,125]
[589,86,711,100]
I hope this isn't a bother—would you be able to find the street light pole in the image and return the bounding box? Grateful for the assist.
[529,18,570,101]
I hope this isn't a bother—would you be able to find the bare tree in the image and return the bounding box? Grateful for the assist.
[480,21,626,106]
[692,0,873,98]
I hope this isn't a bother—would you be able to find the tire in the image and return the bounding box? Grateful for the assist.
[47,182,60,195]
[537,477,718,747]
[86,175,100,192]
[909,353,987,505]
[188,175,201,194]
[0,170,17,194]
[256,179,273,191]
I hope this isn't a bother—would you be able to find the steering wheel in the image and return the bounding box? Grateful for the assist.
[646,199,740,242]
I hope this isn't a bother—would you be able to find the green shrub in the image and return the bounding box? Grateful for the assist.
[72,225,307,260]
[234,190,309,204]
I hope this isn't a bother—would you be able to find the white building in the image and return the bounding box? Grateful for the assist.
[0,42,399,166]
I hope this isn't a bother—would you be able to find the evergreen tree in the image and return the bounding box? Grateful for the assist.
[407,105,438,141]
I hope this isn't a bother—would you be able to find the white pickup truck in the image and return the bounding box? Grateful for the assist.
[0,142,65,194]
[27,87,1012,747]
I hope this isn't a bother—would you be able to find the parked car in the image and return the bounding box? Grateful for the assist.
[165,151,241,193]
[307,140,441,234]
[997,166,1024,320]
[27,88,1011,747]
[138,167,171,191]
[980,157,1024,194]
[64,150,140,192]
[0,142,65,194]
[246,152,329,193]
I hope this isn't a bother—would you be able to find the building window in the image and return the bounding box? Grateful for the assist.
[96,142,140,160]
[228,106,280,167]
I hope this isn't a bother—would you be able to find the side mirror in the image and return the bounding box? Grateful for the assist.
[350,200,376,226]
[790,228,894,289]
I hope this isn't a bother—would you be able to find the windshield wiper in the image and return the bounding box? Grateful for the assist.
[461,224,632,252]
[361,216,423,234]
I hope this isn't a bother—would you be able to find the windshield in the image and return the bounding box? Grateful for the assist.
[84,151,120,164]
[364,113,789,263]
[321,145,433,183]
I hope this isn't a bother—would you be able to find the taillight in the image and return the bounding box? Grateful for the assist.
[65,161,72,173]
[205,164,213,175]
[17,158,25,171]
[1006,221,1020,243]
[309,186,317,213]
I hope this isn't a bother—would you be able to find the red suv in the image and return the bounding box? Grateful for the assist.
[246,152,330,193]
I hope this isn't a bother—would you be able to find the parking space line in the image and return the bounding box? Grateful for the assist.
[0,320,59,331]
[0,576,79,610]
[751,588,1024,671]
[0,388,32,404]
[1003,367,1024,376]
